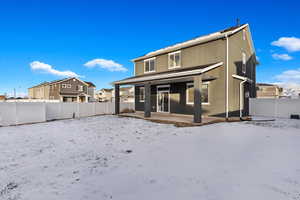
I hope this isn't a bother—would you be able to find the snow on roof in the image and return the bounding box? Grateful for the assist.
[132,24,249,62]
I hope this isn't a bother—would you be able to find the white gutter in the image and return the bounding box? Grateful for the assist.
[232,74,249,118]
[239,79,247,118]
[225,34,229,119]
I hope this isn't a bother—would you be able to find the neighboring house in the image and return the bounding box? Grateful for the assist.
[85,81,97,102]
[28,77,96,102]
[256,83,283,99]
[96,87,134,102]
[28,82,50,100]
[96,88,113,102]
[112,86,134,103]
[114,24,257,122]
[0,95,6,101]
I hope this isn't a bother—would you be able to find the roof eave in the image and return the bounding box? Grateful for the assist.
[131,24,249,62]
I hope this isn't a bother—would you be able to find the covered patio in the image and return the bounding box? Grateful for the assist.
[113,62,223,123]
[119,111,224,127]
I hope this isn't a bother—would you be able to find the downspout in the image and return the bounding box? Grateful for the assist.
[225,34,229,119]
[239,80,247,119]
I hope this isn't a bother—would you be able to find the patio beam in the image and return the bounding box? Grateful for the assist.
[114,84,120,114]
[144,83,151,118]
[193,75,202,123]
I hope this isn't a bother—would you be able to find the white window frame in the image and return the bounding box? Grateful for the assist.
[144,57,156,73]
[78,85,84,92]
[242,52,247,74]
[168,51,181,69]
[62,84,67,88]
[139,87,145,102]
[242,30,246,41]
[186,82,210,105]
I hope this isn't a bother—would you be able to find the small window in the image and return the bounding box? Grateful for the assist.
[243,30,246,41]
[242,52,247,74]
[144,58,155,73]
[67,84,71,88]
[62,84,67,88]
[169,51,181,68]
[139,87,145,102]
[186,83,209,104]
[78,85,84,92]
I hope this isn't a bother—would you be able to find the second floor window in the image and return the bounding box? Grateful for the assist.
[242,52,247,74]
[169,51,181,68]
[144,58,155,73]
[78,85,84,92]
[62,84,71,88]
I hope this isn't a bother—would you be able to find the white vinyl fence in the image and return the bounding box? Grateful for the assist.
[250,98,300,118]
[0,102,134,126]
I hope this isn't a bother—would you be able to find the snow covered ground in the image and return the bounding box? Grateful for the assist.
[1,115,300,200]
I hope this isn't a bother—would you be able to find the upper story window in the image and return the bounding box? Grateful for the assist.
[168,51,181,69]
[242,30,246,41]
[242,52,247,74]
[186,82,209,105]
[78,85,84,92]
[62,84,71,89]
[144,58,155,73]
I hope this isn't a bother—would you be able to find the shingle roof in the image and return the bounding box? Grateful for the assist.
[132,24,249,61]
[84,81,96,87]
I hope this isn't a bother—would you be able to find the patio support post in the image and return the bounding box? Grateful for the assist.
[193,75,202,123]
[144,83,151,118]
[114,84,120,114]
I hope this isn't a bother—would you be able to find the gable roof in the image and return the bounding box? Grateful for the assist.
[132,24,252,62]
[28,81,49,89]
[48,77,89,86]
[84,81,96,87]
[29,77,91,89]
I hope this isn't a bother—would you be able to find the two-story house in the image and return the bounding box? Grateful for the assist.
[114,24,257,122]
[29,77,96,102]
[256,83,283,99]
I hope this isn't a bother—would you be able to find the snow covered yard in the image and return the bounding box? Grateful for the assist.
[1,115,300,200]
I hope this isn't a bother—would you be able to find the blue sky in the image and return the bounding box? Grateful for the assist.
[0,0,300,96]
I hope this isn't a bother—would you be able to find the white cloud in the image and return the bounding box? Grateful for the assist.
[273,67,300,98]
[272,53,293,61]
[271,37,300,52]
[275,68,300,83]
[84,58,127,72]
[30,61,81,77]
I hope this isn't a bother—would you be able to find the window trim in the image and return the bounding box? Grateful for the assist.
[242,29,246,41]
[186,82,210,105]
[144,57,156,73]
[139,87,145,102]
[168,51,181,69]
[78,85,84,92]
[242,52,247,74]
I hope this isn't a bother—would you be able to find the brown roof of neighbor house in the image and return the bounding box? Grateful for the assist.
[28,81,49,89]
[84,81,96,87]
[30,77,93,89]
[100,88,113,92]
